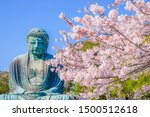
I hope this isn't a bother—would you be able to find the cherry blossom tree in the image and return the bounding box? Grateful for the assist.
[49,0,150,99]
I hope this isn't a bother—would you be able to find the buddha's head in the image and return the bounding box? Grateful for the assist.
[27,28,49,57]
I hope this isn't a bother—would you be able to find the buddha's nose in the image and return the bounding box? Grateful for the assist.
[34,41,38,48]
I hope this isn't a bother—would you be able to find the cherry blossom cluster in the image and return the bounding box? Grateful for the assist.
[48,0,150,99]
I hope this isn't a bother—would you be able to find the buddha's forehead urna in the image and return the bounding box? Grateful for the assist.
[27,28,49,42]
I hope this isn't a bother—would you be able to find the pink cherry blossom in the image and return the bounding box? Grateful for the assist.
[49,0,150,99]
[59,12,65,19]
[89,3,104,14]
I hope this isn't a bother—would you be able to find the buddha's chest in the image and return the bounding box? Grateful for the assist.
[28,60,45,85]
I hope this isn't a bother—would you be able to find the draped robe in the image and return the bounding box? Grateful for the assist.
[0,54,72,100]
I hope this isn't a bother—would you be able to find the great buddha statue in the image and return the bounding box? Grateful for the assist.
[0,28,72,100]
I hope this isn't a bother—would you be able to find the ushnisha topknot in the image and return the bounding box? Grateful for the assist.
[27,28,49,42]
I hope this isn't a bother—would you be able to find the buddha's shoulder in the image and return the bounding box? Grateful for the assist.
[11,54,27,63]
[45,54,54,60]
[11,53,54,62]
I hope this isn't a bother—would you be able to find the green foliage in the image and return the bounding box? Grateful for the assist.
[141,93,150,99]
[81,40,100,52]
[64,81,96,99]
[64,81,87,95]
[0,72,9,94]
[64,71,150,100]
[110,87,118,97]
[73,82,87,95]
[107,71,150,99]
[98,94,107,100]
[141,35,150,45]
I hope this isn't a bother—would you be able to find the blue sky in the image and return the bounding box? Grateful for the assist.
[0,0,127,71]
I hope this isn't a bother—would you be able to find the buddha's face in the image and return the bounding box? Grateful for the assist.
[27,36,48,57]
